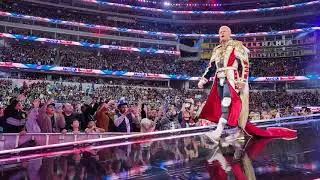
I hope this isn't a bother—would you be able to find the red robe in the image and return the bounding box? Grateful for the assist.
[199,44,296,139]
[206,138,285,180]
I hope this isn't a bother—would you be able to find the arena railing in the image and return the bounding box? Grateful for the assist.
[0,114,319,155]
[1,10,319,38]
[0,20,177,46]
[0,33,180,55]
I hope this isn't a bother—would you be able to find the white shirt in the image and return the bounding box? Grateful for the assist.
[114,114,131,133]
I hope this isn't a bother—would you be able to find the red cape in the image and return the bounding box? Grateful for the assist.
[199,79,297,139]
[206,138,283,180]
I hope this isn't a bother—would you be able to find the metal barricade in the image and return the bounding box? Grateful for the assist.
[0,132,129,151]
[0,114,319,153]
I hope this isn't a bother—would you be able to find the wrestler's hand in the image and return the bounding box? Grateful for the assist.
[236,81,246,89]
[198,78,208,89]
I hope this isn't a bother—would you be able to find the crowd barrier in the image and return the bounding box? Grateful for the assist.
[0,132,129,151]
[0,114,319,155]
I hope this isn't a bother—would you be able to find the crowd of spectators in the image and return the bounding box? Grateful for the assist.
[0,40,57,65]
[0,39,207,76]
[1,1,318,35]
[1,39,318,77]
[249,91,319,120]
[0,1,319,136]
[1,25,177,49]
[0,3,319,178]
[250,57,320,77]
[0,78,318,134]
[0,78,206,134]
[10,71,170,88]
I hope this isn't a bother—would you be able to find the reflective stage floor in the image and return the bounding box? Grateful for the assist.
[1,118,320,180]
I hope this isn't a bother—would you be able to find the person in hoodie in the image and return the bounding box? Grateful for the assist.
[79,104,94,131]
[95,103,110,132]
[3,98,27,133]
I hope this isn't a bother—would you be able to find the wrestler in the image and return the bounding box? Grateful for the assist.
[198,26,296,141]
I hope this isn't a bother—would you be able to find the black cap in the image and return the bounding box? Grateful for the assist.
[47,103,56,108]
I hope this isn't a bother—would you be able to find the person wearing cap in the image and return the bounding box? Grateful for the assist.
[113,98,135,133]
[37,99,66,133]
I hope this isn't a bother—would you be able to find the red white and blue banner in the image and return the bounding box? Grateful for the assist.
[0,33,180,55]
[82,0,320,14]
[0,62,319,82]
[1,11,319,38]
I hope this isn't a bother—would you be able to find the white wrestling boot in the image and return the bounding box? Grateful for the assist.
[224,127,245,142]
[204,117,227,143]
[221,134,245,148]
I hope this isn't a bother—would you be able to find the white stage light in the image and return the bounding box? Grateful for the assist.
[163,1,171,6]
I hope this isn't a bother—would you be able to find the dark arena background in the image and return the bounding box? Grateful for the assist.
[0,0,320,179]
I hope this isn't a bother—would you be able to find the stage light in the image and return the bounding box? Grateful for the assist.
[163,1,171,6]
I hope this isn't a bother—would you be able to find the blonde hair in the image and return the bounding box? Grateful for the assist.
[219,26,232,33]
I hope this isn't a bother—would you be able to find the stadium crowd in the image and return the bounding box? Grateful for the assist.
[0,0,318,137]
[1,1,318,35]
[0,39,205,76]
[250,57,319,76]
[0,78,318,134]
[1,39,318,77]
[0,2,319,180]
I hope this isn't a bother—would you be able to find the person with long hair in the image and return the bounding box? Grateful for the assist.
[3,98,27,133]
